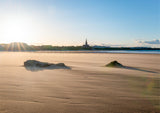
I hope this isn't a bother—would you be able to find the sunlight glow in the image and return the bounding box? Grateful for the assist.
[1,15,34,43]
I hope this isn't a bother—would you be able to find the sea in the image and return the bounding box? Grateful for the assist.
[35,50,160,54]
[0,50,160,54]
[96,50,160,54]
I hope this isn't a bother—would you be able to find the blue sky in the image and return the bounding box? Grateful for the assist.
[0,0,159,47]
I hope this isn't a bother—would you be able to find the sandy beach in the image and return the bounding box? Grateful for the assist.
[0,52,159,113]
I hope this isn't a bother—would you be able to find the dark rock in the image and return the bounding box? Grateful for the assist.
[106,61,124,68]
[55,63,66,67]
[24,60,52,67]
[24,60,66,68]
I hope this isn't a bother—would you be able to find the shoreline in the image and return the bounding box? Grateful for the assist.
[0,50,160,55]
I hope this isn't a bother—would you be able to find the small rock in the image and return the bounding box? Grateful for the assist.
[24,60,52,67]
[55,63,66,67]
[24,60,67,68]
[106,60,124,68]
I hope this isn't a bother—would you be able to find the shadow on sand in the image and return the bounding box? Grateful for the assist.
[106,61,157,74]
[123,66,157,74]
[24,65,71,72]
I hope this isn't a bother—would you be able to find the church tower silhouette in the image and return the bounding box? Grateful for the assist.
[83,39,90,48]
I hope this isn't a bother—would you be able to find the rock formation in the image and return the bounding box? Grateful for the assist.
[106,61,124,68]
[24,60,69,71]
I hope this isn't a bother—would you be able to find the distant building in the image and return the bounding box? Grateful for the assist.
[83,39,90,48]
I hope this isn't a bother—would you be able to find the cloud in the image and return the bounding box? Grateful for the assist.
[138,39,160,44]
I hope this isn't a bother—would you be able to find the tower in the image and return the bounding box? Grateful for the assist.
[85,39,88,46]
[83,39,90,48]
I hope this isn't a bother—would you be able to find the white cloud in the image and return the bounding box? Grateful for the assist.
[137,39,160,44]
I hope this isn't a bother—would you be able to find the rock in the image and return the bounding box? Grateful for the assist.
[106,60,123,68]
[24,60,52,67]
[55,63,66,67]
[24,60,66,67]
[24,60,70,71]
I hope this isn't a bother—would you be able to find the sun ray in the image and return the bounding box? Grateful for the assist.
[11,43,14,51]
[17,43,21,51]
[20,43,26,51]
[6,43,10,51]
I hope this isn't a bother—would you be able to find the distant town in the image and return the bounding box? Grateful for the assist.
[0,40,160,51]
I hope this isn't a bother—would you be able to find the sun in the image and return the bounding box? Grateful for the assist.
[2,15,34,43]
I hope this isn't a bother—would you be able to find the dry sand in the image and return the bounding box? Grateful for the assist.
[0,52,159,113]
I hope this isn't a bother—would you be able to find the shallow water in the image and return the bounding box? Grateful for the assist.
[97,50,160,54]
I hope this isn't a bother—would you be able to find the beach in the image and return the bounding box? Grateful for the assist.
[0,52,159,113]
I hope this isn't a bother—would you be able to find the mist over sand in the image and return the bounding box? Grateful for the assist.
[0,52,159,113]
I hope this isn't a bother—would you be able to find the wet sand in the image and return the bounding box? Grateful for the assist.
[0,52,159,113]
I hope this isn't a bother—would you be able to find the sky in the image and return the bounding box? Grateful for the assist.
[0,0,159,47]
